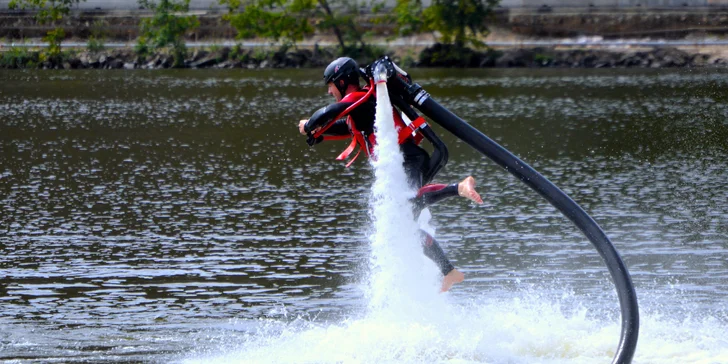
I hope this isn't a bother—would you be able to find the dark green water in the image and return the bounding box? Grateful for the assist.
[1,68,726,362]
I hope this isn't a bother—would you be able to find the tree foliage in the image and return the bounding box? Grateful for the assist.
[87,20,107,52]
[428,0,498,47]
[219,0,315,46]
[8,0,81,24]
[386,0,498,48]
[317,0,371,54]
[218,0,497,59]
[136,0,199,67]
[7,0,85,59]
[219,0,373,56]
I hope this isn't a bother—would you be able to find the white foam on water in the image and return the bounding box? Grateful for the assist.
[179,81,728,364]
[180,287,728,364]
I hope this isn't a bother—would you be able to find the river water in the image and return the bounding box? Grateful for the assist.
[1,68,727,363]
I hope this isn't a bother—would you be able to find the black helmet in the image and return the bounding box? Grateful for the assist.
[323,57,360,96]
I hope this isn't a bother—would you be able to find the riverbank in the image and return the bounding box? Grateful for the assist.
[4,6,728,41]
[1,42,725,69]
[4,4,728,69]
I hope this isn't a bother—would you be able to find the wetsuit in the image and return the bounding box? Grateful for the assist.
[305,89,460,275]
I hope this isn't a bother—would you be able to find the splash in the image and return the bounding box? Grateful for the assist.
[365,78,443,314]
[181,289,728,364]
[177,78,728,364]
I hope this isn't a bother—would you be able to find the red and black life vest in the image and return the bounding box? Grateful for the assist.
[312,83,427,167]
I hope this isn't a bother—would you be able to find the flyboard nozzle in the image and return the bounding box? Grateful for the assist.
[373,61,389,83]
[368,56,398,84]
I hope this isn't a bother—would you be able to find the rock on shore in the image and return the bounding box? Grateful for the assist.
[1,44,723,69]
[417,44,718,68]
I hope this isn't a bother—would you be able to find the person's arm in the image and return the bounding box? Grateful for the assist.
[299,117,348,135]
[304,102,351,134]
[322,119,349,135]
[300,102,354,145]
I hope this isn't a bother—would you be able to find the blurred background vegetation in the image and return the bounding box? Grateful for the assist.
[2,0,499,66]
[3,0,727,69]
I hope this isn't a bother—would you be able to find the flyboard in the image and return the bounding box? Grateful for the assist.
[363,57,640,364]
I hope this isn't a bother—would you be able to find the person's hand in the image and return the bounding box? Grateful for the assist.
[307,135,324,146]
[299,119,322,136]
[298,119,308,135]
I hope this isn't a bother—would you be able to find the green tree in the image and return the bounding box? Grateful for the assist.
[7,0,85,61]
[219,0,374,56]
[387,0,498,48]
[136,0,200,67]
[219,0,315,47]
[87,20,107,53]
[317,0,372,54]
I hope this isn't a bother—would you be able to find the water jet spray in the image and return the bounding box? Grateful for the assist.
[363,56,640,364]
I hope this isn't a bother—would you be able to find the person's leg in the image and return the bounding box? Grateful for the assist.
[414,183,458,212]
[421,231,454,275]
[413,177,483,212]
[421,231,465,292]
[457,176,483,204]
[402,146,466,292]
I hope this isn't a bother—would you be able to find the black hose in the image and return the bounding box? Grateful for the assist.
[404,84,639,364]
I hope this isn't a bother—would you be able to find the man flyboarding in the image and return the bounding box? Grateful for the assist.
[301,55,639,363]
[297,57,482,292]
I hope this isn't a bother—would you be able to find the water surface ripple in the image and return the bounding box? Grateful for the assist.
[1,68,726,362]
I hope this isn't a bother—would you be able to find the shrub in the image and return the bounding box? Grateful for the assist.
[137,0,200,67]
[8,0,85,61]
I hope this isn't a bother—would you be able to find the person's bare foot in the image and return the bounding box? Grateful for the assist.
[440,269,465,292]
[458,176,483,204]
